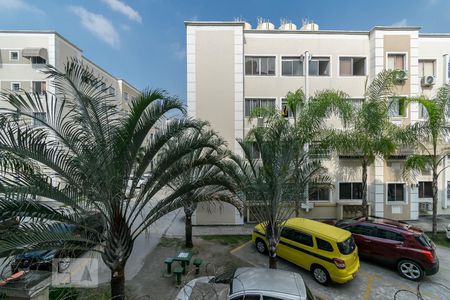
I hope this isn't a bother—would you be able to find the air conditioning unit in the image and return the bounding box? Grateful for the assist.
[394,70,408,82]
[419,202,433,212]
[421,75,436,87]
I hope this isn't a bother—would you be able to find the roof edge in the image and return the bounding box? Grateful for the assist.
[185,21,245,27]
[0,30,83,52]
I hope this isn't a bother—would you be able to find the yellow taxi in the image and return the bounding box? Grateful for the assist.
[252,217,360,284]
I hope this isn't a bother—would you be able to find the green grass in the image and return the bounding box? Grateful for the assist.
[427,232,450,248]
[201,235,251,246]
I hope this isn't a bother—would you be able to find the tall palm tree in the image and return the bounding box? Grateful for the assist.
[403,87,450,236]
[327,70,405,218]
[168,145,242,248]
[0,60,236,299]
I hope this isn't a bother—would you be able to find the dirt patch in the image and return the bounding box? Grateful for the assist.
[126,236,252,300]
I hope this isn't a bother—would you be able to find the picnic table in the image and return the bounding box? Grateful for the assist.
[173,249,193,274]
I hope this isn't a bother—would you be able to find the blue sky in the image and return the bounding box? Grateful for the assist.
[0,0,447,104]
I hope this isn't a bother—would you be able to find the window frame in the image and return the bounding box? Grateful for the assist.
[9,50,19,61]
[418,181,433,199]
[418,59,436,78]
[386,52,408,72]
[387,96,408,118]
[316,237,334,252]
[33,112,47,127]
[280,56,304,77]
[386,182,407,204]
[30,56,46,65]
[11,82,21,92]
[32,81,47,95]
[308,56,331,77]
[308,184,331,201]
[244,98,277,117]
[245,55,277,77]
[338,182,363,200]
[338,56,367,77]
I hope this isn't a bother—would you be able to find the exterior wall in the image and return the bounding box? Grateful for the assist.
[187,24,244,225]
[188,22,450,225]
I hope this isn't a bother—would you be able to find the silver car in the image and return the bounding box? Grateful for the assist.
[175,267,315,300]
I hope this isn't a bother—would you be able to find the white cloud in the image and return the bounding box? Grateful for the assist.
[101,0,142,23]
[391,19,408,26]
[0,0,45,14]
[70,6,120,48]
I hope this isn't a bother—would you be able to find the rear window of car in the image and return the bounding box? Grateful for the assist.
[415,233,433,248]
[337,236,356,255]
[316,237,333,252]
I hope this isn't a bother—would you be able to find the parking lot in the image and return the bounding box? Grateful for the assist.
[231,242,450,300]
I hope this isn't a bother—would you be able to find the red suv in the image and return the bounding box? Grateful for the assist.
[336,216,439,281]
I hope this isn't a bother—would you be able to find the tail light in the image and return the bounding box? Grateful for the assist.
[421,249,436,263]
[333,258,346,269]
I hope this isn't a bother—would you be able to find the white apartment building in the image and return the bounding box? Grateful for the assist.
[0,30,139,114]
[186,20,450,225]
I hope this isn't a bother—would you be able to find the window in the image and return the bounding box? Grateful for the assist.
[375,228,404,241]
[109,87,116,96]
[33,112,47,127]
[31,56,46,64]
[281,99,294,118]
[309,184,330,201]
[11,82,21,92]
[32,81,46,95]
[123,92,129,101]
[309,57,330,76]
[245,56,276,76]
[316,238,333,252]
[419,104,428,119]
[348,224,377,237]
[248,142,261,160]
[337,236,356,255]
[387,183,405,202]
[387,54,406,70]
[339,57,366,76]
[281,228,313,247]
[339,182,363,200]
[347,98,364,110]
[263,297,283,300]
[309,142,331,160]
[419,60,435,77]
[244,98,276,117]
[281,56,303,76]
[388,97,406,117]
[10,51,19,61]
[418,181,432,198]
[230,296,260,300]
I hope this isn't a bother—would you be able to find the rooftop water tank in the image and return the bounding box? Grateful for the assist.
[256,18,275,30]
[244,22,252,30]
[300,21,319,31]
[279,22,297,31]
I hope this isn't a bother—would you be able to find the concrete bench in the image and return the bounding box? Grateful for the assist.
[173,266,184,286]
[164,257,174,276]
[193,258,202,275]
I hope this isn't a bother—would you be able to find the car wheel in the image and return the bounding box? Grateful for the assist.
[255,238,267,254]
[311,265,330,285]
[397,260,424,281]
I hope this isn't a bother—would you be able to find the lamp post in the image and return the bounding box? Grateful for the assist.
[302,50,312,212]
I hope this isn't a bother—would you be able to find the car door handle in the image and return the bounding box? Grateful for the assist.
[363,239,371,243]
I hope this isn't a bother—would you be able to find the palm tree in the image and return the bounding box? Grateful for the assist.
[0,60,236,299]
[327,70,405,218]
[168,145,242,248]
[403,87,450,236]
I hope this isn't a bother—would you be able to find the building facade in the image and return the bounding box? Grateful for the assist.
[186,20,450,225]
[0,30,139,113]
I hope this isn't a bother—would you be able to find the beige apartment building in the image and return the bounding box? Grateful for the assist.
[0,30,139,113]
[186,20,450,225]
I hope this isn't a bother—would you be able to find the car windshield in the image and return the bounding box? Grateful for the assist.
[209,269,236,285]
[337,236,356,255]
[416,233,434,248]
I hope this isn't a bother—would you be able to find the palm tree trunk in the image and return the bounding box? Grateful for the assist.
[111,264,125,300]
[295,201,299,217]
[185,212,193,248]
[432,169,438,236]
[268,239,277,269]
[362,159,369,218]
